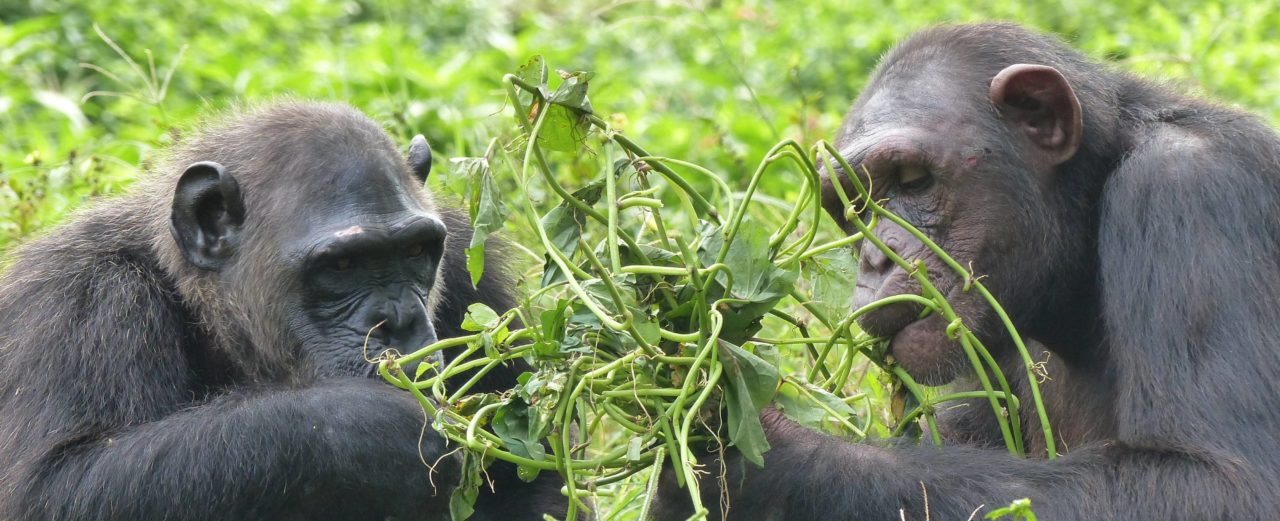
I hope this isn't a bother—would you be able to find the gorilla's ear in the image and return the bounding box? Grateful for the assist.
[990,64,1083,166]
[170,161,246,271]
[406,134,433,183]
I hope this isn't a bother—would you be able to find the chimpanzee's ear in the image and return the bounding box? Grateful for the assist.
[990,64,1083,166]
[170,161,246,271]
[406,134,433,183]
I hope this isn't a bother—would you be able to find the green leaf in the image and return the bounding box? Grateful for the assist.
[537,104,589,152]
[481,332,498,360]
[547,69,595,113]
[534,299,572,358]
[514,55,549,107]
[805,248,858,320]
[516,464,542,482]
[414,358,438,380]
[774,380,858,435]
[535,69,594,152]
[626,436,643,462]
[717,340,780,467]
[699,220,800,343]
[539,180,605,286]
[491,400,548,465]
[453,394,496,417]
[632,316,662,346]
[461,303,500,332]
[986,498,1038,521]
[449,452,483,520]
[617,241,680,266]
[516,55,548,88]
[455,156,510,286]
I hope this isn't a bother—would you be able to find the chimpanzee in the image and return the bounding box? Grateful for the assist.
[0,102,564,520]
[654,22,1280,520]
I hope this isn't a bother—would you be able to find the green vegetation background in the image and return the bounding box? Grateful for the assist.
[2,2,1277,517]
[2,0,1279,250]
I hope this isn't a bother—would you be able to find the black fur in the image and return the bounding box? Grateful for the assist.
[655,23,1280,520]
[0,102,565,520]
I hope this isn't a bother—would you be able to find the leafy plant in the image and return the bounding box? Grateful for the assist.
[377,57,1054,521]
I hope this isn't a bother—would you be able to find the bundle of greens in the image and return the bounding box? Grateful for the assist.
[377,57,1054,521]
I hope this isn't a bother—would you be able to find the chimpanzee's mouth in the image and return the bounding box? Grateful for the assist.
[856,299,926,338]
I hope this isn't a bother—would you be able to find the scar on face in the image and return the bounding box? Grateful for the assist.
[334,225,364,237]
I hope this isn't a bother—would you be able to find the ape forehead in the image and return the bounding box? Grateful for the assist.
[838,94,974,151]
[838,61,992,149]
[296,147,419,202]
[267,151,434,235]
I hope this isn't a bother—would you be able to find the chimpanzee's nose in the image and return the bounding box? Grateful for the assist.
[856,231,903,293]
[859,237,897,275]
[852,224,922,337]
[367,292,437,351]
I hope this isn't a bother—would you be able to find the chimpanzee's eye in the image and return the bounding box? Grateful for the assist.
[407,244,425,257]
[332,257,353,271]
[898,165,934,193]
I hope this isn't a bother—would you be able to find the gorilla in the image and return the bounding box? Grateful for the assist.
[654,22,1280,520]
[0,102,564,520]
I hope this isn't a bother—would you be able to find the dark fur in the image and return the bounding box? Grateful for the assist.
[0,102,564,520]
[654,23,1280,520]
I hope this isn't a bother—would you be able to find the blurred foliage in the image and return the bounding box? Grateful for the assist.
[1,0,1279,249]
[2,2,1277,518]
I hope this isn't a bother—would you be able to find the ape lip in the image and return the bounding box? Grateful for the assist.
[871,315,932,340]
[857,293,965,341]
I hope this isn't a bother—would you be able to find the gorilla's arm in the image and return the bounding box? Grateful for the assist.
[0,246,455,521]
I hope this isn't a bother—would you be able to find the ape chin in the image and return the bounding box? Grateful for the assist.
[0,102,566,520]
[888,313,965,385]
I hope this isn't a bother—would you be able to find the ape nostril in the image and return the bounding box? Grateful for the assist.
[365,293,435,350]
[861,244,894,274]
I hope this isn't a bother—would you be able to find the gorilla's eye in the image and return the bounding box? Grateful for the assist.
[407,244,425,257]
[332,257,353,271]
[898,165,933,193]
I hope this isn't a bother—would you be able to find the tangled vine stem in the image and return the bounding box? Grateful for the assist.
[376,67,1055,521]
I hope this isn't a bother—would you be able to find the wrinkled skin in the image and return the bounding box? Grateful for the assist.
[653,22,1280,521]
[822,57,1095,386]
[172,148,449,379]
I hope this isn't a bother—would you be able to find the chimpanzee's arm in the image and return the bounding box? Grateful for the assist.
[0,254,457,521]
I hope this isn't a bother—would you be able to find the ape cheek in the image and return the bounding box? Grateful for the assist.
[888,313,964,385]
